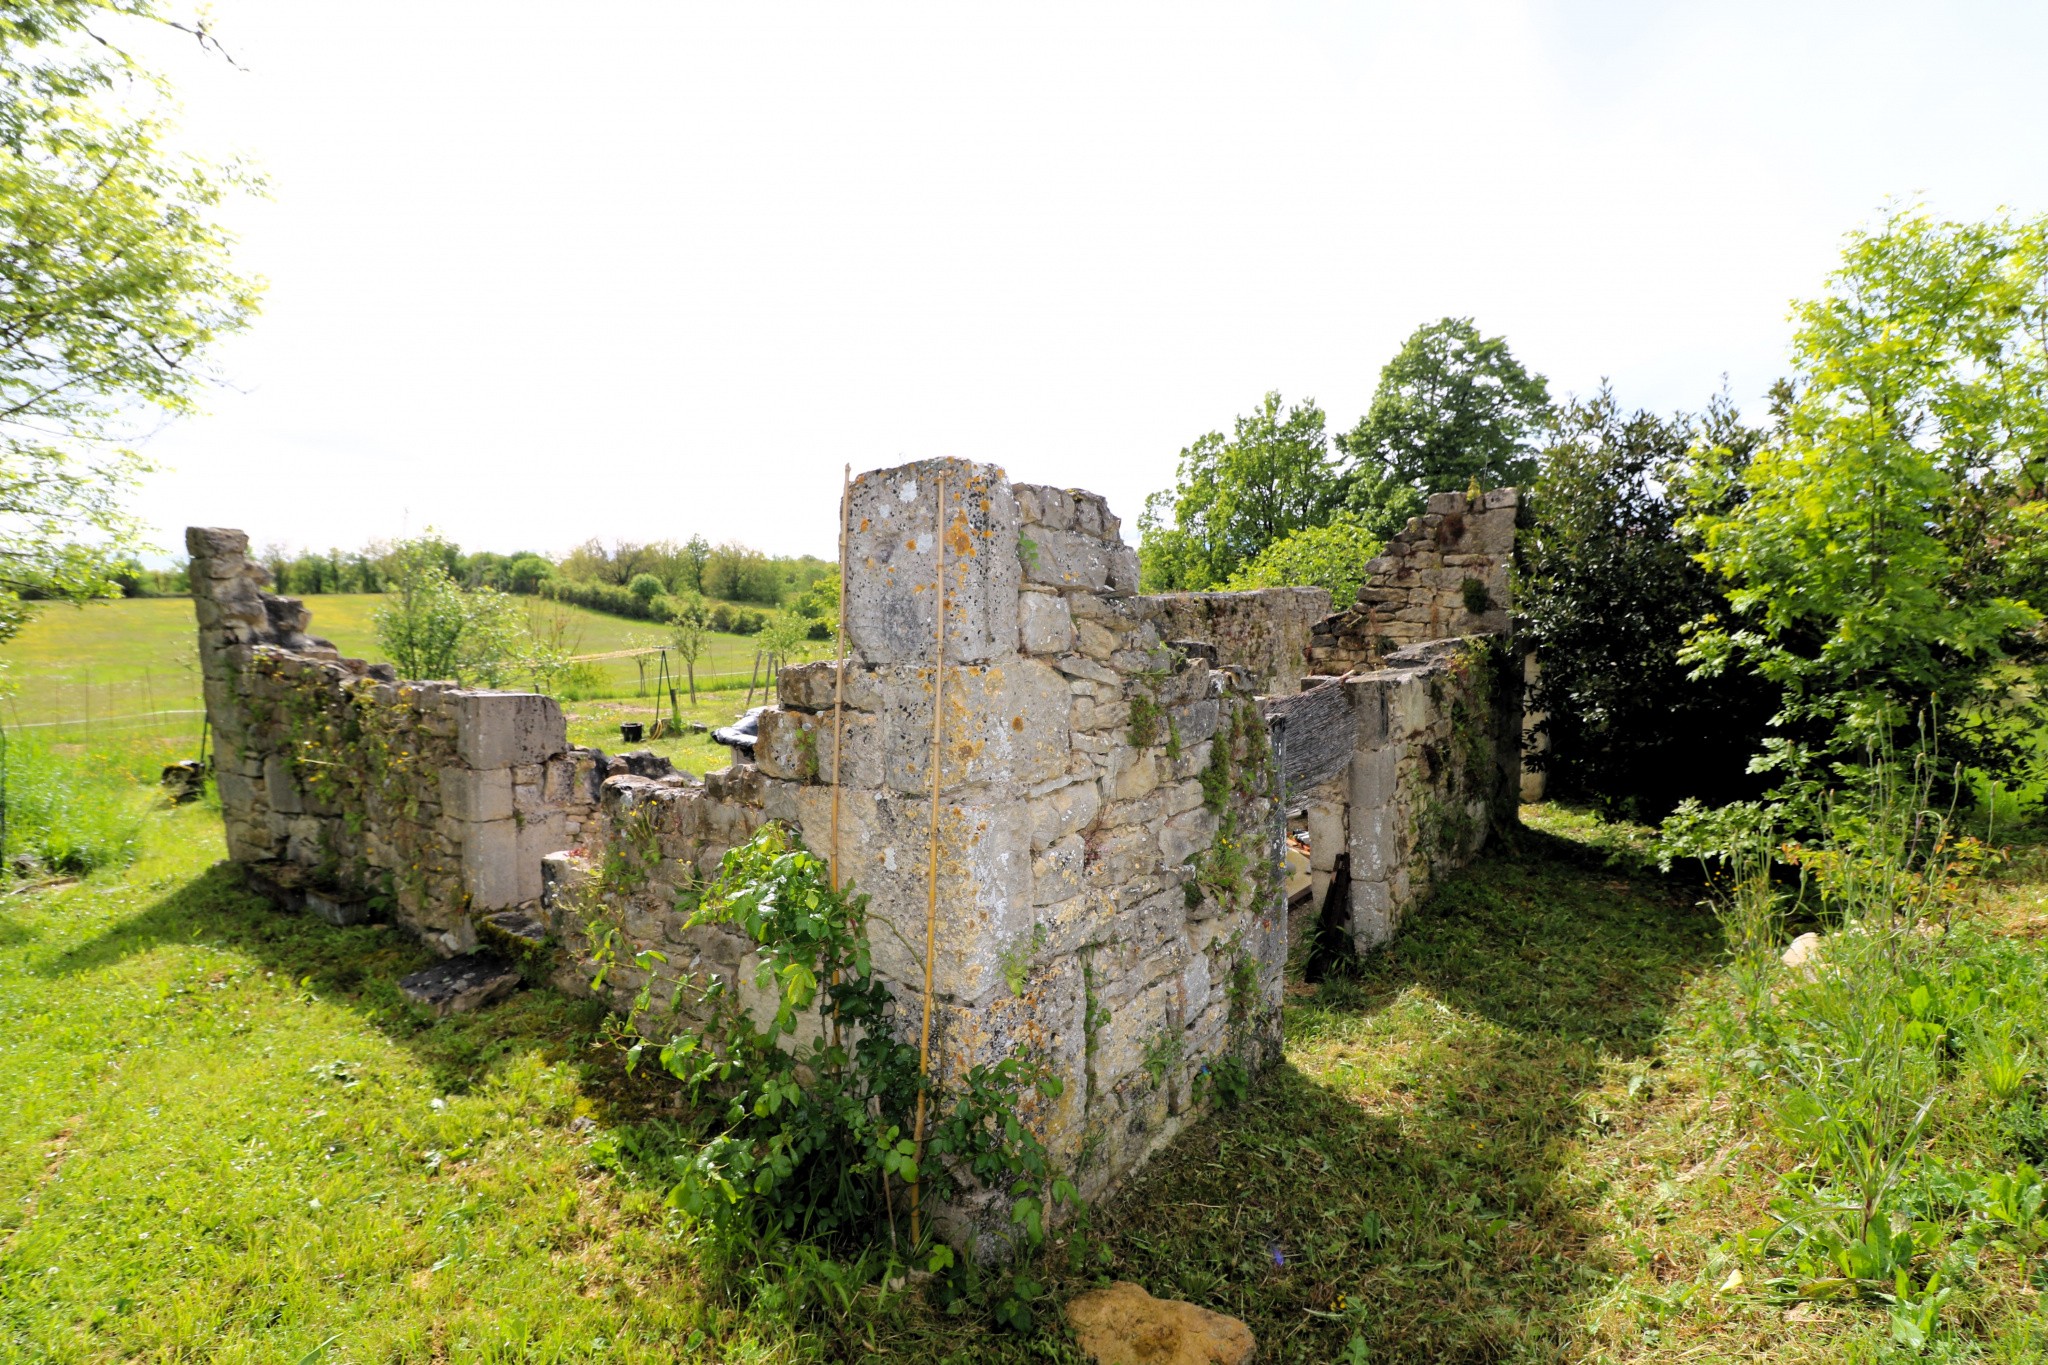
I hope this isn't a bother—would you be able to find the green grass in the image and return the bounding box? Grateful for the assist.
[0,595,785,737]
[5,746,2047,1362]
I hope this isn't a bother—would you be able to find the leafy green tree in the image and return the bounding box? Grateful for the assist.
[627,572,665,604]
[373,540,466,680]
[1222,514,1383,605]
[1520,389,1776,819]
[1341,318,1552,506]
[676,534,711,594]
[760,612,813,684]
[373,536,533,685]
[1138,391,1342,591]
[505,554,553,594]
[667,590,708,704]
[0,1,260,642]
[1684,207,2048,800]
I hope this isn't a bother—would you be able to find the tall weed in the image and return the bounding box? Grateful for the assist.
[1706,756,2046,1348]
[2,734,169,874]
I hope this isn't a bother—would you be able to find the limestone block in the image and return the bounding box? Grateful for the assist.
[1112,750,1159,803]
[1017,590,1076,655]
[1029,780,1101,851]
[1052,653,1118,685]
[876,658,1073,793]
[754,707,821,783]
[461,817,520,910]
[1349,805,1398,879]
[215,769,261,821]
[441,766,514,823]
[1306,801,1346,874]
[1351,876,1395,949]
[777,660,884,713]
[1021,525,1118,593]
[1014,482,1075,530]
[515,813,571,903]
[1073,617,1119,661]
[1106,545,1141,596]
[1160,806,1219,866]
[778,786,1033,1005]
[454,691,566,768]
[845,458,1020,666]
[1032,834,1085,906]
[263,754,304,815]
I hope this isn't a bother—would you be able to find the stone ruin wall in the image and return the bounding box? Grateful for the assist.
[188,527,606,951]
[545,461,1289,1236]
[1306,487,1518,670]
[190,464,1523,1247]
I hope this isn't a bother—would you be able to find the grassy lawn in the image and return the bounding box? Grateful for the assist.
[0,596,783,735]
[4,766,2045,1362]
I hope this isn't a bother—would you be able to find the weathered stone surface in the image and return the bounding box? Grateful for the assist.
[304,888,371,927]
[454,691,567,768]
[1146,587,1329,695]
[845,458,1021,665]
[1018,590,1076,655]
[398,953,522,1017]
[441,766,514,823]
[1065,1282,1255,1365]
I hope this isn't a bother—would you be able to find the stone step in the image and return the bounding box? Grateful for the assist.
[398,953,522,1017]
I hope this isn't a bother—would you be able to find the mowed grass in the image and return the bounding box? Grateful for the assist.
[7,763,2046,1362]
[0,595,779,734]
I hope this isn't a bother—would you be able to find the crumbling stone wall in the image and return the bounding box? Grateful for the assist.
[1307,488,1517,671]
[1147,587,1330,694]
[193,460,1524,1243]
[188,527,604,952]
[545,462,1286,1234]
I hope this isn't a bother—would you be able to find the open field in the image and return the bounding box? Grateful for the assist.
[4,767,2045,1362]
[0,596,792,737]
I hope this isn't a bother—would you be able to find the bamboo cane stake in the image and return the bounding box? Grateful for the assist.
[830,464,851,889]
[910,472,946,1246]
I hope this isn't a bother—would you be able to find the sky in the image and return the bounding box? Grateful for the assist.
[124,0,2048,562]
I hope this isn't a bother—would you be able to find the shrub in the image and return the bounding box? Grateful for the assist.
[1520,389,1777,820]
[627,572,665,604]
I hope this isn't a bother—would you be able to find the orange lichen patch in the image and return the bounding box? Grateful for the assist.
[1012,716,1024,731]
[906,537,918,551]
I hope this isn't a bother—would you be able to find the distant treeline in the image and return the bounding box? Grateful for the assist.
[99,534,836,624]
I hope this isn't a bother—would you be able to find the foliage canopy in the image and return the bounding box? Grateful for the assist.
[0,1,260,642]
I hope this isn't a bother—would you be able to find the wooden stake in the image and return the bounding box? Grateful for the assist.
[910,472,946,1247]
[830,464,851,890]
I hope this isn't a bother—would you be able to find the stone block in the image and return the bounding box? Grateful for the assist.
[1349,806,1398,879]
[440,766,514,823]
[845,458,1021,666]
[778,785,1033,1005]
[461,817,520,910]
[398,953,522,1017]
[1028,780,1100,851]
[1112,750,1159,803]
[262,754,304,815]
[1021,525,1118,593]
[454,691,566,768]
[876,657,1073,793]
[1032,834,1085,906]
[777,660,884,713]
[515,813,571,903]
[1160,806,1219,865]
[1018,590,1076,655]
[754,707,821,783]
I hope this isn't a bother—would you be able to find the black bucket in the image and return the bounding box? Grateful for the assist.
[619,722,644,743]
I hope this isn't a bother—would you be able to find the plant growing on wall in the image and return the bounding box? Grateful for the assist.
[597,825,1075,1326]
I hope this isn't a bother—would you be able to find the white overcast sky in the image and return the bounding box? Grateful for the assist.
[127,1,2048,562]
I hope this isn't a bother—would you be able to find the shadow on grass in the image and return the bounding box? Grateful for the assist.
[1072,819,1725,1364]
[34,861,675,1119]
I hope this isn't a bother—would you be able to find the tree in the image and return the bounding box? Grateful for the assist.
[759,612,813,685]
[1138,391,1342,591]
[373,535,533,685]
[1222,514,1383,605]
[703,542,782,605]
[0,2,260,642]
[374,539,467,680]
[667,591,709,704]
[627,572,665,604]
[1341,318,1552,504]
[1684,206,2048,802]
[1519,388,1776,820]
[677,534,711,594]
